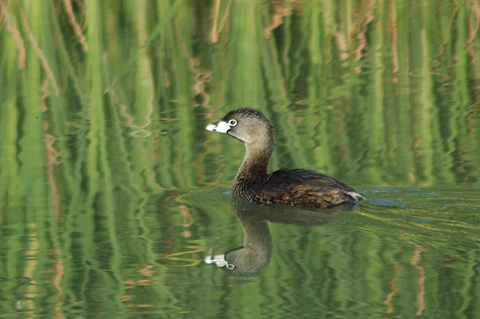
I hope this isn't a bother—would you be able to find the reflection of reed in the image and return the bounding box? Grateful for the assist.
[383,264,398,314]
[0,0,479,316]
[384,237,427,316]
[411,243,427,316]
[1,0,479,205]
[210,0,231,43]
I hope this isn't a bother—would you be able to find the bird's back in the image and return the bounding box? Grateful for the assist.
[234,168,362,209]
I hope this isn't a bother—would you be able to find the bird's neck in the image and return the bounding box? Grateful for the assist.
[235,137,274,182]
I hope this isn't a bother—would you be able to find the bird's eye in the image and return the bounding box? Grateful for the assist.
[228,119,237,126]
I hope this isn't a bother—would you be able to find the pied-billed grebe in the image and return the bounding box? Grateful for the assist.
[206,108,363,208]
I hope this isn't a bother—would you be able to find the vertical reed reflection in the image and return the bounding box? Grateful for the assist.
[0,0,478,317]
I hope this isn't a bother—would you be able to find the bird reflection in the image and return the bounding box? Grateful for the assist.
[205,196,350,277]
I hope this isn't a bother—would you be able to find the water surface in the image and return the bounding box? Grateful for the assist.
[0,0,479,318]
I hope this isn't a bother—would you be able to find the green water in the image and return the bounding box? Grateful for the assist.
[1,0,480,318]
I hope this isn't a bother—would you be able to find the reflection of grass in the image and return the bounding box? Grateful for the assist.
[160,240,205,267]
[0,0,479,316]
